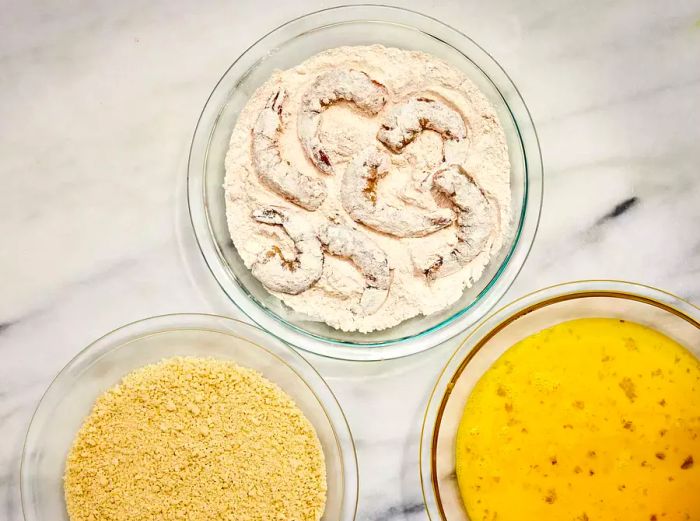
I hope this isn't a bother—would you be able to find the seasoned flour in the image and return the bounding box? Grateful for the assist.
[224,45,511,333]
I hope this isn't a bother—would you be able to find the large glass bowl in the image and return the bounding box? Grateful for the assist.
[420,280,700,521]
[187,5,543,360]
[21,314,358,521]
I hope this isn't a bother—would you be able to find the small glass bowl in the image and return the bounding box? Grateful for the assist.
[21,314,358,521]
[187,5,543,360]
[419,280,700,521]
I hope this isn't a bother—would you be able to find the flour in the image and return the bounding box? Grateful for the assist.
[224,45,511,333]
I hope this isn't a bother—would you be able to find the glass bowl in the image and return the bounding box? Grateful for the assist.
[187,5,543,360]
[419,280,700,521]
[21,314,358,521]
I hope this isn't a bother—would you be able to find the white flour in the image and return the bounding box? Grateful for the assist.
[224,45,511,333]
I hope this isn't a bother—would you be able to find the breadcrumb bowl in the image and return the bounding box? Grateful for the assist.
[21,314,358,521]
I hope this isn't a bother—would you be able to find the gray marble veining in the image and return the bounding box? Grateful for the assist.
[1,1,699,520]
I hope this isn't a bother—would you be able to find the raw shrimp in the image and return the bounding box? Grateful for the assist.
[252,90,326,210]
[318,223,391,314]
[250,207,324,294]
[340,147,454,237]
[298,69,388,175]
[377,97,467,153]
[418,165,498,279]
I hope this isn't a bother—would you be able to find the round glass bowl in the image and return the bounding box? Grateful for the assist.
[188,5,543,360]
[21,314,358,521]
[420,280,700,521]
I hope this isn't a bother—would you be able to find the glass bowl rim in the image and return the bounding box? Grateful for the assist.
[419,278,700,521]
[20,312,359,521]
[187,3,544,360]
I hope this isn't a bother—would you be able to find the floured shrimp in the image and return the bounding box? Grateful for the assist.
[341,147,454,237]
[250,207,323,294]
[377,97,467,153]
[418,165,499,279]
[252,90,326,210]
[318,223,391,314]
[298,69,388,175]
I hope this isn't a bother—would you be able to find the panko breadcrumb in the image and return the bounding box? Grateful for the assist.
[64,357,326,521]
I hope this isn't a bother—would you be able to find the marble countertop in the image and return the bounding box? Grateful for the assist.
[2,1,699,520]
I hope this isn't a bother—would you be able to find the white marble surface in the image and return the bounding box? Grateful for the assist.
[2,1,700,519]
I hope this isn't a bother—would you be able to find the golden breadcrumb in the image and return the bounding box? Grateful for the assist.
[64,357,326,521]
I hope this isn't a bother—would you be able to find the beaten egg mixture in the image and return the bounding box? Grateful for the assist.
[456,318,699,521]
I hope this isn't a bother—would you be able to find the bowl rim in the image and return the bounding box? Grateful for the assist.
[419,279,700,521]
[187,3,544,360]
[20,313,359,521]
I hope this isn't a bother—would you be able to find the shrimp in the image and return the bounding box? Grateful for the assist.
[340,147,454,238]
[318,223,391,314]
[377,97,467,153]
[298,69,388,175]
[418,165,498,279]
[250,207,323,294]
[252,89,326,210]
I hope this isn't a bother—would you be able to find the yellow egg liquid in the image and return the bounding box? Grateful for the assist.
[455,318,700,521]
